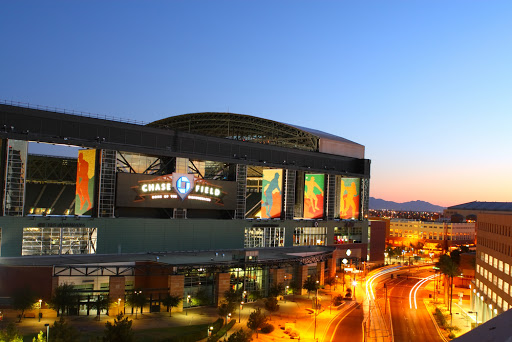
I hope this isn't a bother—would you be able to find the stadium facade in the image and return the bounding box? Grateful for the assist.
[0,103,373,315]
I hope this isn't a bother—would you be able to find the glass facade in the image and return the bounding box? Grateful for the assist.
[293,227,327,246]
[230,266,270,299]
[183,269,215,307]
[334,225,363,244]
[22,227,97,256]
[244,227,285,248]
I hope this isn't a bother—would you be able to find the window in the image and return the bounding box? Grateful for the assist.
[504,282,509,295]
[499,261,504,272]
[244,227,285,248]
[494,258,498,269]
[294,227,327,246]
[485,254,489,263]
[505,263,510,275]
[22,227,97,256]
[498,278,503,290]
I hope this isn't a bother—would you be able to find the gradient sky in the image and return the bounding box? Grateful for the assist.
[2,1,511,207]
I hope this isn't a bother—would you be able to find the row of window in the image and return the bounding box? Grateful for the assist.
[479,252,511,274]
[21,227,97,256]
[475,277,510,311]
[479,236,512,257]
[243,227,329,248]
[479,222,512,237]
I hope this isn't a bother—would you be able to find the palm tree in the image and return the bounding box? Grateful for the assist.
[436,254,459,314]
[161,294,182,317]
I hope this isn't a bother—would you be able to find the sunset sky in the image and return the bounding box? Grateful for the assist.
[2,1,511,208]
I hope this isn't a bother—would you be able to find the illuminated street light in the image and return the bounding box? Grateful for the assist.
[38,299,42,322]
[186,295,191,316]
[208,326,214,337]
[239,301,244,323]
[352,280,357,301]
[314,280,319,341]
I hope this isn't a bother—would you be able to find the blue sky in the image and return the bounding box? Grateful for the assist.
[2,1,511,207]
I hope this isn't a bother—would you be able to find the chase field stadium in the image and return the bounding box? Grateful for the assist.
[0,102,374,315]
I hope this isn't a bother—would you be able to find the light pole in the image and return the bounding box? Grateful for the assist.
[38,299,42,322]
[285,286,289,303]
[44,323,49,342]
[335,275,338,291]
[186,295,191,316]
[468,311,478,327]
[352,280,357,301]
[208,326,214,337]
[239,301,244,323]
[314,280,319,341]
[117,298,121,315]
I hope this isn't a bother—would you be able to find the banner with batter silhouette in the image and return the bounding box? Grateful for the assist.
[261,169,282,218]
[75,149,96,216]
[339,178,360,219]
[304,174,324,219]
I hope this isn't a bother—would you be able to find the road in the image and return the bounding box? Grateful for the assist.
[386,269,443,342]
[323,302,363,342]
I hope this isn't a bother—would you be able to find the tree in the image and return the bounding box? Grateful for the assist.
[224,287,242,305]
[324,276,336,291]
[48,284,79,316]
[11,287,37,322]
[194,287,211,306]
[268,283,285,298]
[289,279,302,301]
[247,308,268,338]
[436,254,460,315]
[103,313,134,342]
[0,323,23,342]
[126,290,146,316]
[91,295,111,318]
[227,328,251,342]
[50,316,81,342]
[32,331,46,342]
[302,277,319,298]
[264,297,279,319]
[161,294,182,317]
[218,301,235,324]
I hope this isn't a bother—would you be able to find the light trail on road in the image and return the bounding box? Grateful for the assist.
[409,274,439,309]
[365,266,401,300]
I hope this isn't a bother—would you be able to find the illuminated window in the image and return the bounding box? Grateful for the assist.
[499,261,504,272]
[485,254,489,263]
[244,227,284,248]
[504,282,509,295]
[498,278,503,290]
[494,258,498,269]
[294,227,327,246]
[505,263,510,275]
[22,227,97,256]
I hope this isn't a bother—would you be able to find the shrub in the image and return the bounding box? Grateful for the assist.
[261,323,274,334]
[332,295,344,306]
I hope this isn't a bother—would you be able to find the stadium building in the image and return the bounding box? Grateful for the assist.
[0,103,373,316]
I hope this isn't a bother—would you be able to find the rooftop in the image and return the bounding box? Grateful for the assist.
[447,201,512,212]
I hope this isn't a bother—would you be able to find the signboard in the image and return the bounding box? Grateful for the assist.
[261,169,282,218]
[304,174,324,219]
[340,178,360,219]
[116,173,236,210]
[75,149,96,216]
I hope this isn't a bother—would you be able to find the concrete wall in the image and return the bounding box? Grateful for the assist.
[0,216,369,257]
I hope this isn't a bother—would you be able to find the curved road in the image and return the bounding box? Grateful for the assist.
[386,270,443,342]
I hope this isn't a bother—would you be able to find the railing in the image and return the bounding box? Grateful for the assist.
[0,99,147,126]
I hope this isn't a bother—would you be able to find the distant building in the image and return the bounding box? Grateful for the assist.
[472,213,512,324]
[387,219,475,249]
[444,201,512,221]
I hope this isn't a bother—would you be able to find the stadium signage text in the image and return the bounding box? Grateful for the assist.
[134,173,226,205]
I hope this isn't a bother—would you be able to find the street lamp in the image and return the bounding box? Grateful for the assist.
[117,298,121,315]
[239,301,244,323]
[335,275,338,291]
[285,286,289,303]
[208,326,214,337]
[352,280,357,301]
[38,299,42,322]
[314,280,319,341]
[468,311,478,327]
[44,323,49,342]
[186,295,191,316]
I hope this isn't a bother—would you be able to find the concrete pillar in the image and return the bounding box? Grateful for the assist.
[108,276,125,316]
[216,273,231,306]
[327,258,336,278]
[297,265,308,295]
[271,268,286,286]
[168,275,185,312]
[317,262,325,285]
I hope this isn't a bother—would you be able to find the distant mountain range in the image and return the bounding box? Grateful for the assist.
[369,197,446,212]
